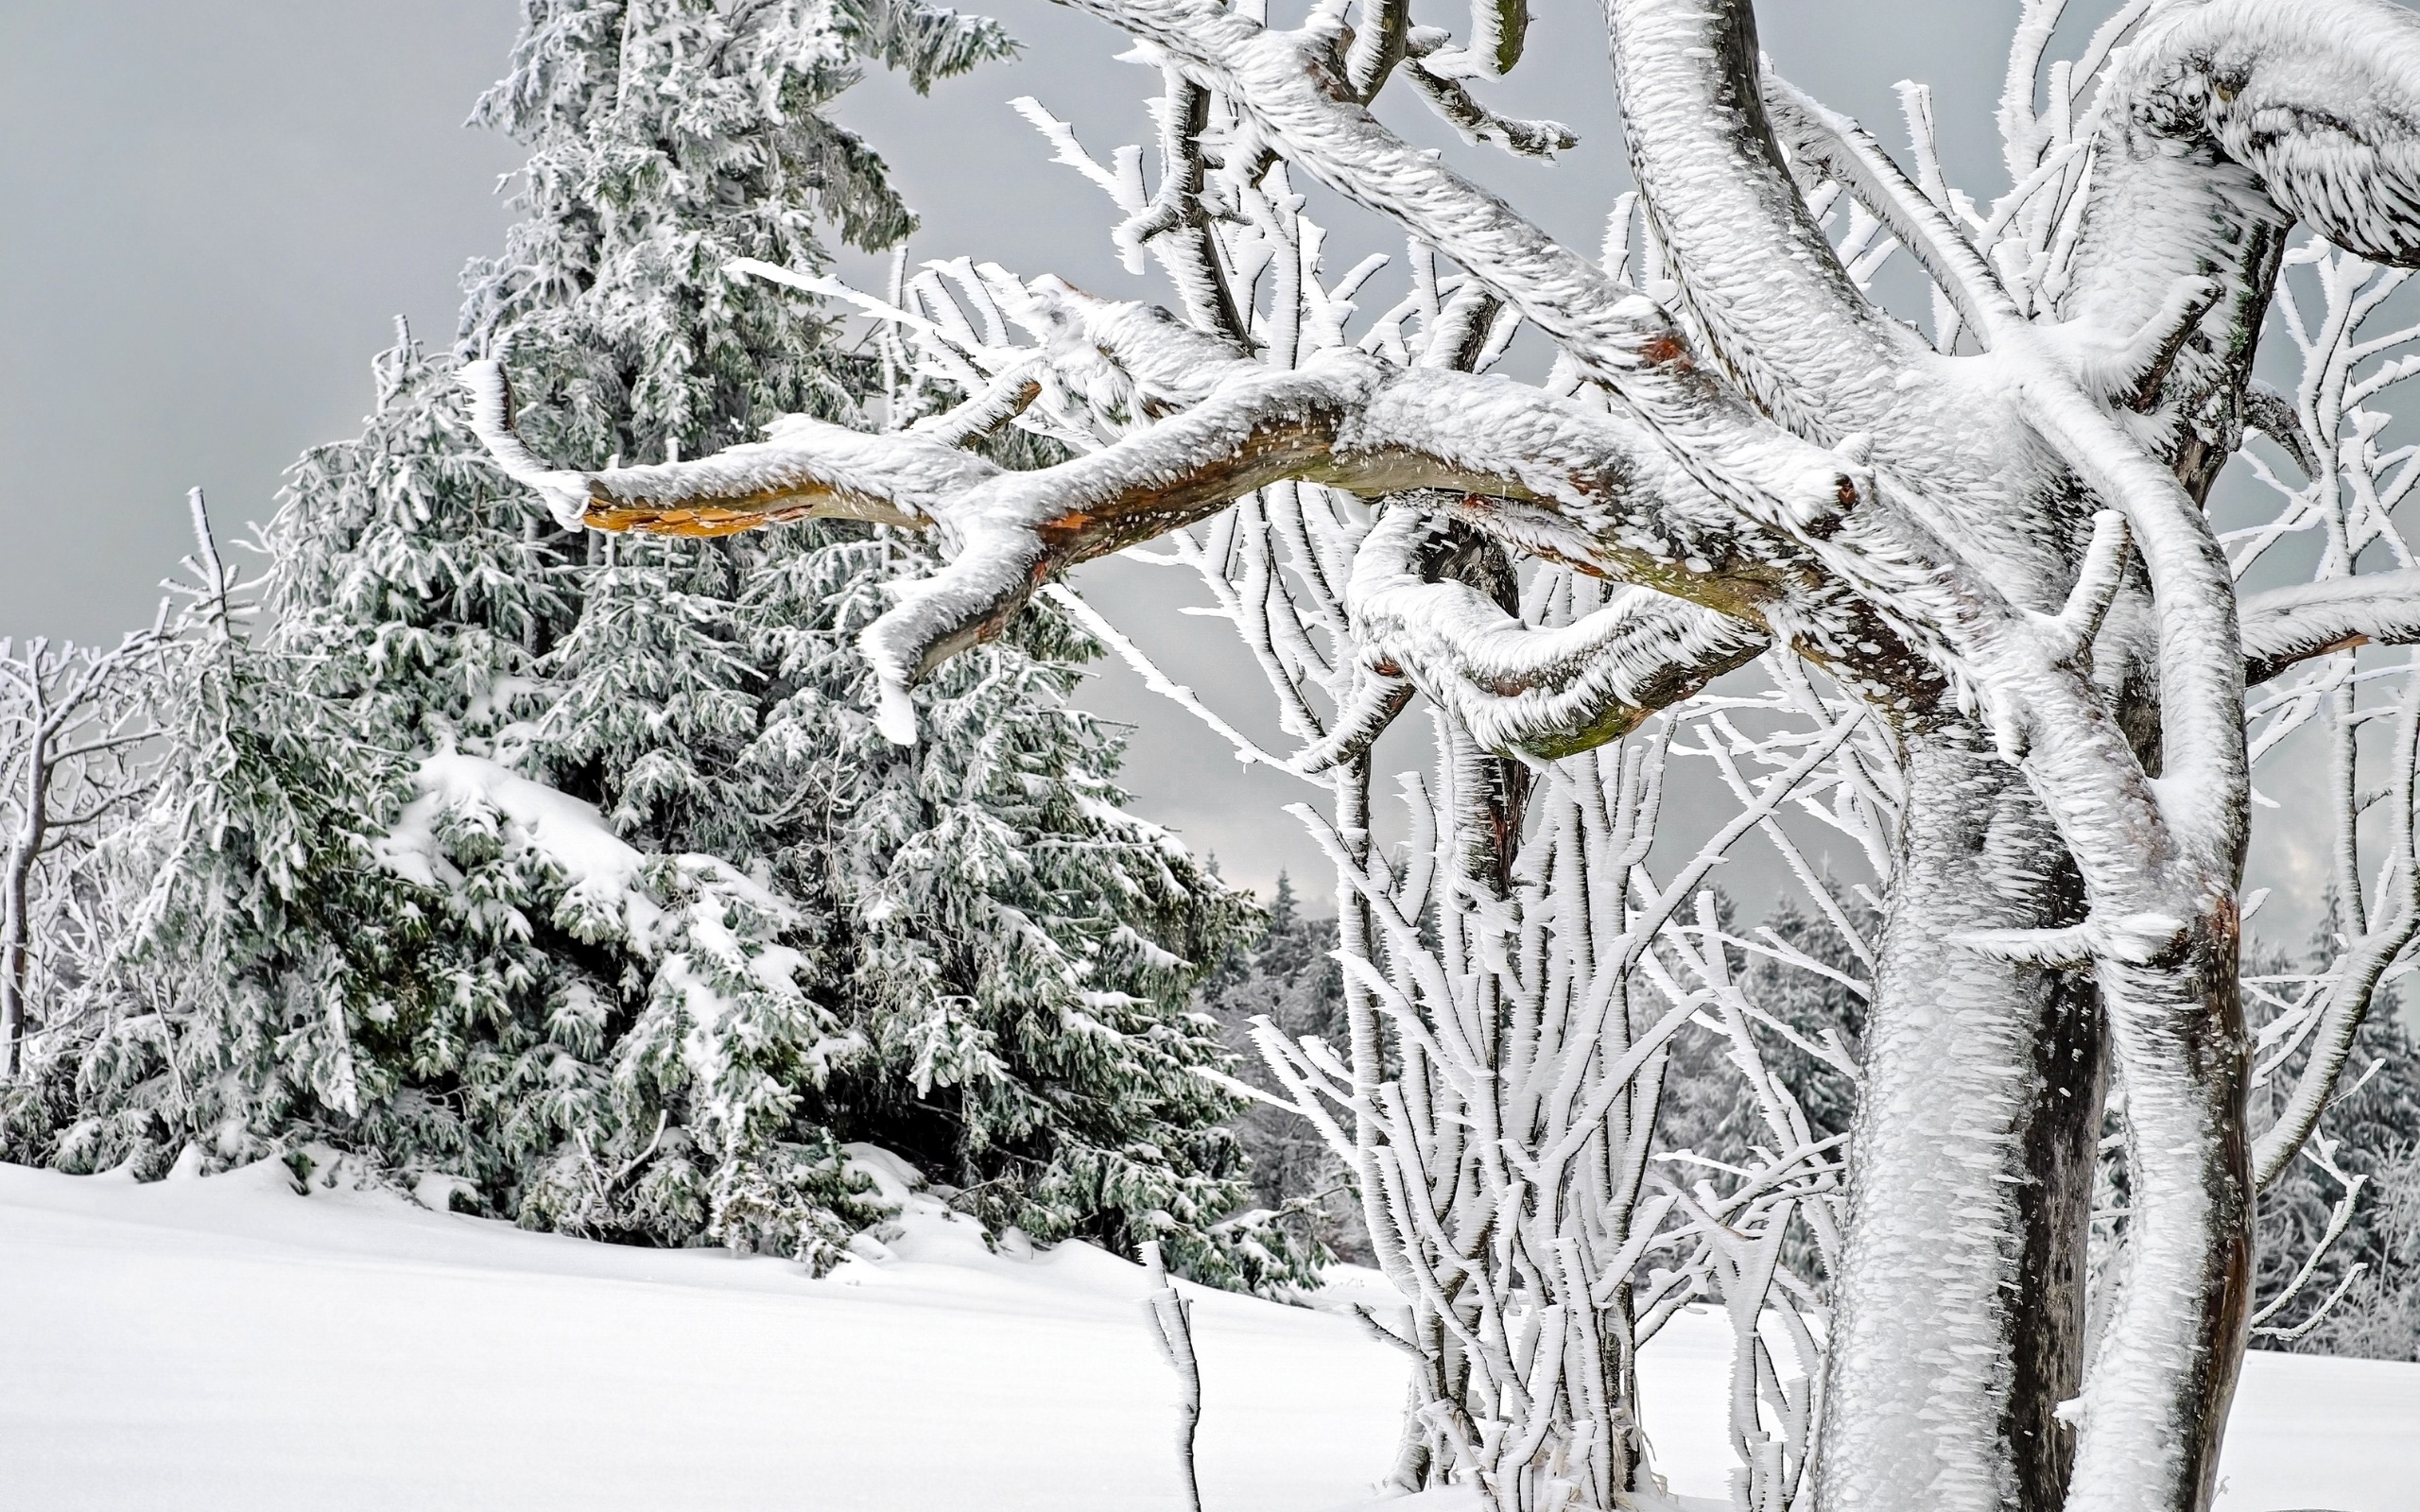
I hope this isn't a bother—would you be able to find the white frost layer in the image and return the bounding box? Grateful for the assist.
[0,1159,2408,1510]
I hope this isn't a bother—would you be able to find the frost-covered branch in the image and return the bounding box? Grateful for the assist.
[1347,505,1769,760]
[0,619,173,1079]
[1062,0,1879,526]
[470,287,1910,747]
[1606,0,1921,434]
[2241,571,2420,686]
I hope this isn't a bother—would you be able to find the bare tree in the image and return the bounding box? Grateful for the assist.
[463,2,2420,1508]
[0,618,168,1079]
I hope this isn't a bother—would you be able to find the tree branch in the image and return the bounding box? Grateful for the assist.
[2242,380,2319,479]
[1348,504,1768,760]
[1606,0,1921,437]
[1063,0,1872,533]
[1761,71,2021,348]
[2241,570,2420,686]
[471,314,1871,743]
[2173,0,2420,272]
[2062,0,2420,483]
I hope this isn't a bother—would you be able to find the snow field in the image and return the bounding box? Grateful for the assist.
[0,1156,1399,1512]
[0,1159,2411,1511]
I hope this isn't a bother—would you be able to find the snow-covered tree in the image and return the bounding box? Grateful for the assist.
[1194,874,1365,1260]
[10,0,1282,1283]
[17,492,419,1179]
[2244,937,2420,1353]
[0,623,172,1081]
[1654,890,1872,1295]
[712,519,1279,1279]
[469,0,2420,1508]
[2277,1142,2420,1359]
[444,0,1274,1275]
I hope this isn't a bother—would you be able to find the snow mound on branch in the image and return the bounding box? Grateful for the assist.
[376,748,794,956]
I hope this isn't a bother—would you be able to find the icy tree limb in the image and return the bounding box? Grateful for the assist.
[1398,41,1577,161]
[2249,1139,2370,1337]
[2239,570,2420,686]
[1036,582,1305,776]
[2242,381,2320,479]
[2062,0,2420,473]
[1112,69,1248,342]
[2004,366,2246,875]
[1063,0,1879,528]
[2146,0,2420,272]
[471,319,1918,743]
[1341,0,1408,98]
[1347,506,1769,760]
[1605,0,1923,438]
[1761,72,2020,347]
[461,357,969,535]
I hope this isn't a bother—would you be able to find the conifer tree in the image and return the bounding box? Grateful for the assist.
[8,0,1289,1284]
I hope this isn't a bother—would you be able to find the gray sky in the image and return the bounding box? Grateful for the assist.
[0,3,523,634]
[0,0,2352,938]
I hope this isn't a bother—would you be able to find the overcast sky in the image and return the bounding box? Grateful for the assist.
[0,1,2359,937]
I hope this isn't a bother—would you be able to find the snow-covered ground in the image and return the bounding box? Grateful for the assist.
[0,1157,2411,1512]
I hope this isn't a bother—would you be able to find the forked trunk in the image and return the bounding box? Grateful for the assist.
[1824,731,2250,1512]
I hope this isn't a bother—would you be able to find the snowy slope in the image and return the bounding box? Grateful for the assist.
[0,1159,2411,1512]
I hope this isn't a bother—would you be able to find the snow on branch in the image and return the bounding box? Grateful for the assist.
[461,356,965,535]
[1344,505,1770,761]
[2147,0,2420,271]
[470,284,1912,746]
[2241,570,2420,687]
[1763,70,2019,349]
[1062,0,1877,530]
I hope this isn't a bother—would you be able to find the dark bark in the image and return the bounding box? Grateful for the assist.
[2009,974,2105,1512]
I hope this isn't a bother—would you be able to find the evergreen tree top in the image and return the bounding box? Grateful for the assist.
[459,0,1013,470]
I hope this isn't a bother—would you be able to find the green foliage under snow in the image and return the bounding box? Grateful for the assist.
[1,0,1312,1292]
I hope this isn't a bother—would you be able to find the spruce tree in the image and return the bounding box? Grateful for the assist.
[9,0,1291,1285]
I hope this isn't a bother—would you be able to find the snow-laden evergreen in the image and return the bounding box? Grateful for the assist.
[0,0,1291,1286]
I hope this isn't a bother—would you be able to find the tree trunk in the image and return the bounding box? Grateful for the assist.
[1818,729,2094,1512]
[2064,932,2251,1512]
[0,839,35,1081]
[2010,972,2104,1512]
